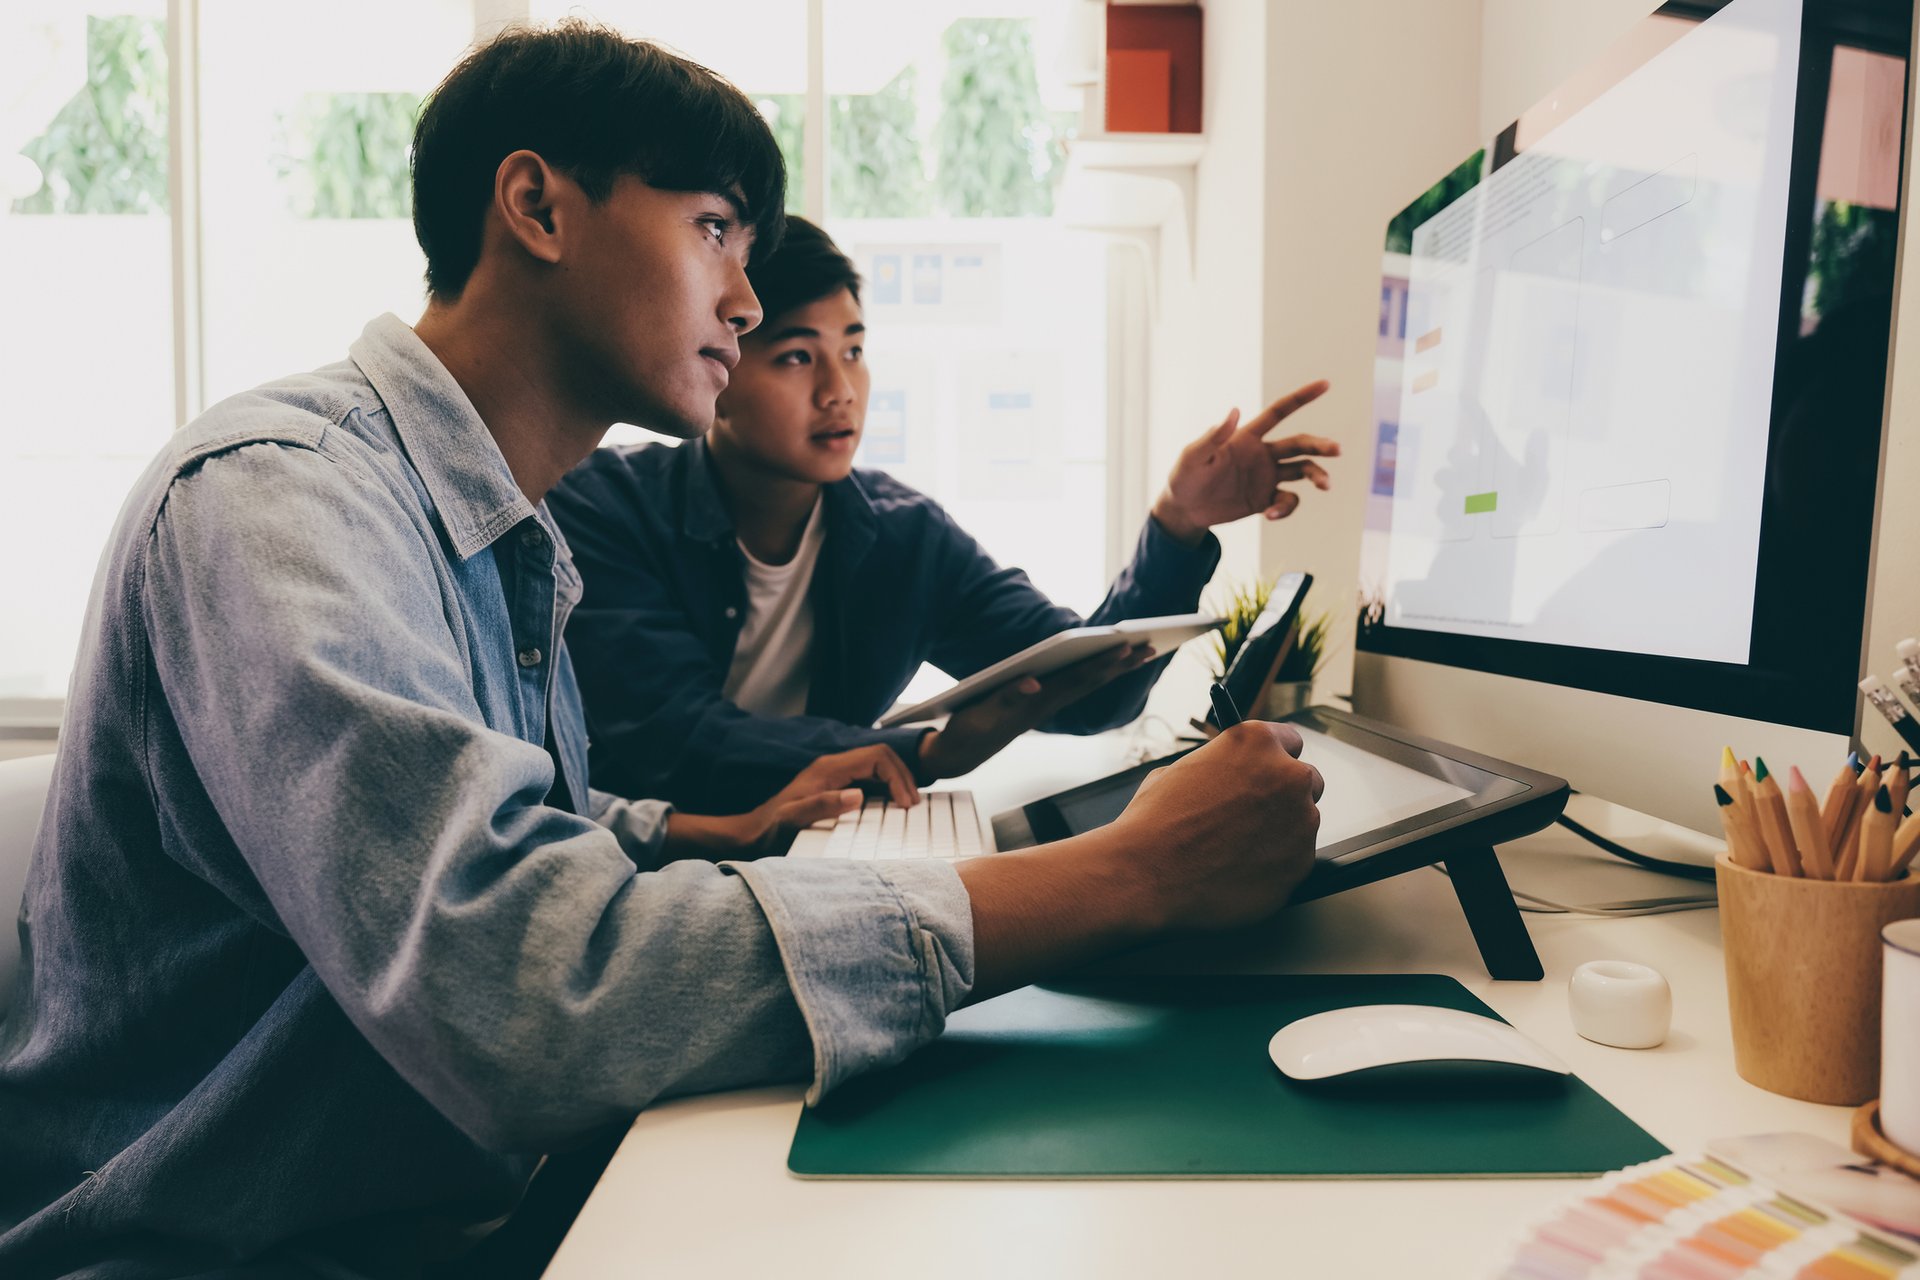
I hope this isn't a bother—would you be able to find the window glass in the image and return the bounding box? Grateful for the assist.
[0,2,172,701]
[826,2,1107,614]
[195,0,473,402]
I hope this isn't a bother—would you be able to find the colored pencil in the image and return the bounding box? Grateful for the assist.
[1718,746,1742,799]
[1836,755,1881,881]
[1819,752,1860,848]
[1750,758,1802,877]
[1860,783,1899,881]
[1715,784,1767,871]
[1890,809,1920,881]
[1784,767,1834,879]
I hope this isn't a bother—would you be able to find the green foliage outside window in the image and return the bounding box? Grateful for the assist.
[756,94,807,214]
[747,20,1070,223]
[14,14,1065,227]
[12,16,168,216]
[830,66,931,219]
[933,18,1062,218]
[276,93,420,219]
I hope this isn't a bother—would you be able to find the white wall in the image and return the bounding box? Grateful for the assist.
[1253,0,1481,698]
[1860,49,1920,764]
[1139,0,1275,726]
[1478,0,1655,134]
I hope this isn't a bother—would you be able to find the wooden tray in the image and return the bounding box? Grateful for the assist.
[1853,1099,1920,1180]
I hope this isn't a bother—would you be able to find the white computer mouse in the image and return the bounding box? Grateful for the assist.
[1267,1004,1571,1080]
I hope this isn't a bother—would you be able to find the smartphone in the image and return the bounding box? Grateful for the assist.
[1211,571,1313,729]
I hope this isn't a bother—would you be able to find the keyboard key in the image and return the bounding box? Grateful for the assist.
[786,791,992,859]
[905,796,931,857]
[953,793,984,858]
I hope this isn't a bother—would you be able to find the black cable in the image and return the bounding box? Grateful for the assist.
[1553,800,1718,883]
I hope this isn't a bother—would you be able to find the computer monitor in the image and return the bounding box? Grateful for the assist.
[1355,0,1913,837]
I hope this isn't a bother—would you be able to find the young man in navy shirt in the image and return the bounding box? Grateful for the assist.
[551,216,1339,814]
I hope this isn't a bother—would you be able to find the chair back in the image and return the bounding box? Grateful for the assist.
[0,752,56,1019]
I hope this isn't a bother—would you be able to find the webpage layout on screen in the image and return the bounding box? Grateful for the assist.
[1382,0,1801,664]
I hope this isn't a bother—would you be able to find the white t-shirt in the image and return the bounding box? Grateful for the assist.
[722,499,827,718]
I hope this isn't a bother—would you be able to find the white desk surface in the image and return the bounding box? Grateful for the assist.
[545,730,1853,1280]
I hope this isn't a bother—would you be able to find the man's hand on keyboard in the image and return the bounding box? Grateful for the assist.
[731,745,923,852]
[918,645,1154,780]
[663,745,917,856]
[785,744,922,808]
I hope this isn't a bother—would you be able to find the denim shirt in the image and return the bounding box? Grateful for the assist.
[0,315,974,1279]
[547,439,1222,813]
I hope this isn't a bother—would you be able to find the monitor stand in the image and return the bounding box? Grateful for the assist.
[1288,841,1544,981]
[1442,845,1545,981]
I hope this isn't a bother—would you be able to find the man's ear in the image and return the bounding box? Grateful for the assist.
[493,149,568,267]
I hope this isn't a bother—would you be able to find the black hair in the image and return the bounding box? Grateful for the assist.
[745,215,863,327]
[411,21,787,298]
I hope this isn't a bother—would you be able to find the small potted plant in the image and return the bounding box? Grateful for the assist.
[1207,577,1331,719]
[1264,603,1330,718]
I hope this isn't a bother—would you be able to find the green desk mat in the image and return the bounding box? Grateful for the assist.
[790,974,1668,1179]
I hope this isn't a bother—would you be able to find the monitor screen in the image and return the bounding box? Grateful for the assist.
[1359,0,1909,734]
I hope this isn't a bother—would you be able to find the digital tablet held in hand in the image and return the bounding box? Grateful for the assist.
[875,613,1226,728]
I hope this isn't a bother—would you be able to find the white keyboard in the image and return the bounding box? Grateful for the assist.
[786,790,994,860]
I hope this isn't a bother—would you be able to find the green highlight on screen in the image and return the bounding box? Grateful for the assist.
[1464,492,1498,515]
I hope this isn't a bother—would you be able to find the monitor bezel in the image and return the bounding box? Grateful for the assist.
[1358,0,1912,736]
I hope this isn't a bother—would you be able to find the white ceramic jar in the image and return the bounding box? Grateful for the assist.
[1569,959,1672,1050]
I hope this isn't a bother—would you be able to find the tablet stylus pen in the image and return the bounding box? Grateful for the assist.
[1210,682,1243,729]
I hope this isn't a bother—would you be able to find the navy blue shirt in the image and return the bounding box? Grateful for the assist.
[548,439,1222,814]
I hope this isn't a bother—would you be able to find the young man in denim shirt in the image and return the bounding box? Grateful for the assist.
[0,24,1323,1279]
[550,217,1340,814]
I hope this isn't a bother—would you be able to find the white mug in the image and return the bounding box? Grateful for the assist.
[1883,918,1920,1157]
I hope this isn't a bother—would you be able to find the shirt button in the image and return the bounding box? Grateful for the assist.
[517,647,543,667]
[724,607,739,620]
[521,526,545,549]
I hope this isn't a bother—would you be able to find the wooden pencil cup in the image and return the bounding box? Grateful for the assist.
[1717,854,1920,1105]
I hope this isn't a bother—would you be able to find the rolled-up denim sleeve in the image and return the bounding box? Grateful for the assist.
[140,440,975,1151]
[728,859,974,1105]
[588,788,673,869]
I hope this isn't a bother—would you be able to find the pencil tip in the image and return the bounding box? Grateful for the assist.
[1754,757,1771,782]
[1721,746,1737,770]
[1789,766,1809,791]
[1714,783,1733,805]
[1852,751,1866,773]
[1878,785,1894,813]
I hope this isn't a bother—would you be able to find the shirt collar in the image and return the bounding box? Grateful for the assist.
[680,435,879,554]
[681,436,735,543]
[349,313,537,562]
